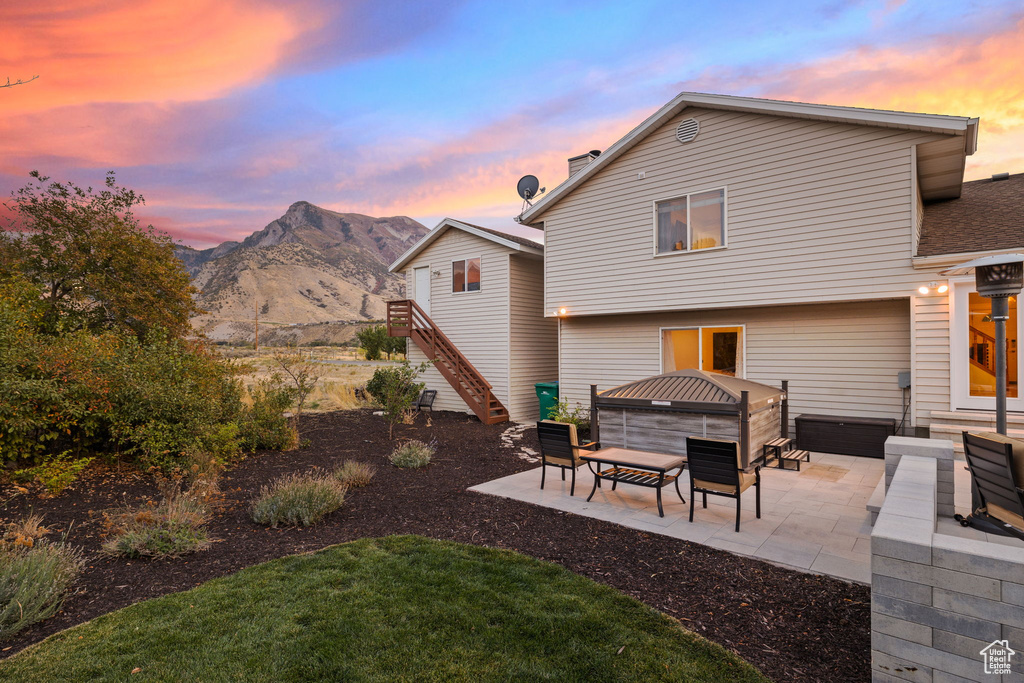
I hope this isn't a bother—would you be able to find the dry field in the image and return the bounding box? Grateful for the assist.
[223,347,406,413]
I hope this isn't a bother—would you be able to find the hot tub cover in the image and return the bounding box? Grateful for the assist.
[597,369,785,413]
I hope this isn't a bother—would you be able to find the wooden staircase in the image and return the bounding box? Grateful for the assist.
[386,299,508,424]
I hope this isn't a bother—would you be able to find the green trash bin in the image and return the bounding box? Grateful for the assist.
[535,381,559,420]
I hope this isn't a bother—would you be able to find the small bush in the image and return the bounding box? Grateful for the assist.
[238,378,297,452]
[102,483,212,559]
[14,452,94,496]
[547,398,591,440]
[333,460,376,487]
[389,440,434,468]
[250,472,347,528]
[0,541,85,640]
[2,515,49,550]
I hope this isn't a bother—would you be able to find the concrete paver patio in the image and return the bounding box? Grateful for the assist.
[471,452,972,584]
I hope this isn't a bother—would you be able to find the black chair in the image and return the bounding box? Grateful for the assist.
[536,421,598,496]
[414,390,437,413]
[685,436,760,532]
[960,432,1024,540]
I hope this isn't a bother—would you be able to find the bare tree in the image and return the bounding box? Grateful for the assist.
[1,75,39,89]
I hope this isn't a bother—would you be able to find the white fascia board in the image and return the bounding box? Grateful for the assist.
[912,246,1024,271]
[520,91,976,225]
[389,218,540,272]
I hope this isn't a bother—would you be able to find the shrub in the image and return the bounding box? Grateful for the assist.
[1,515,50,551]
[238,378,297,452]
[333,460,376,487]
[0,541,85,640]
[250,472,347,528]
[102,482,212,559]
[366,361,433,439]
[14,452,94,495]
[547,398,591,440]
[389,440,434,468]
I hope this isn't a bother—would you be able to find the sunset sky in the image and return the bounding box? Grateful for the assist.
[2,0,1022,248]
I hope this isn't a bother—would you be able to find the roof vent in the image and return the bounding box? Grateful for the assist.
[675,118,700,144]
[992,172,1010,181]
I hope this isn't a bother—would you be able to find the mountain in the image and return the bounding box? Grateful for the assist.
[181,202,427,341]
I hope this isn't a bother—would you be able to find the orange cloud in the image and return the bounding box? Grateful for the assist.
[690,15,1024,179]
[0,1,312,115]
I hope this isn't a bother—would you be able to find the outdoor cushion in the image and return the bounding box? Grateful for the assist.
[975,432,1024,530]
[693,471,756,495]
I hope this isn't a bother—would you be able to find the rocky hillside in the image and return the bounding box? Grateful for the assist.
[180,202,427,341]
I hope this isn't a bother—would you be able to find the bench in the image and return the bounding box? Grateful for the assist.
[580,447,686,517]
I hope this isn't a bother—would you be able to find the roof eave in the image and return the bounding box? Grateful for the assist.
[389,218,540,272]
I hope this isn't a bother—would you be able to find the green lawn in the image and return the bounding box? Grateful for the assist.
[1,536,768,682]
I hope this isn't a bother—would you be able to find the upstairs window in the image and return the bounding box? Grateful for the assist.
[452,258,481,293]
[655,188,726,254]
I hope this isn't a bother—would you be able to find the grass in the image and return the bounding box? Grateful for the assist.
[0,536,766,682]
[333,460,376,487]
[102,482,213,559]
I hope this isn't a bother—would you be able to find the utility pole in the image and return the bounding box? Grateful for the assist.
[254,299,259,354]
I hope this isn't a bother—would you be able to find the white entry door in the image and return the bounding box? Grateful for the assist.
[413,266,431,316]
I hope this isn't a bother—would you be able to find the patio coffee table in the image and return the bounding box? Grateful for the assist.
[580,447,686,517]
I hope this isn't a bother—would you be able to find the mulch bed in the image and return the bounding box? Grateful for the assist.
[1,410,870,682]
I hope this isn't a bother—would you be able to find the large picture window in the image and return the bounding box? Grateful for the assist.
[661,326,744,376]
[452,258,481,293]
[655,189,725,254]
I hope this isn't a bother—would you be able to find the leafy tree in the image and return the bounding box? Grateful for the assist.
[385,333,407,359]
[0,171,201,341]
[365,361,432,439]
[270,348,325,441]
[355,324,387,360]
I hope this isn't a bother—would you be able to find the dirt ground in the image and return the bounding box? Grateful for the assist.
[1,410,871,682]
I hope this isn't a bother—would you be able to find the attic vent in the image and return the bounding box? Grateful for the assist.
[676,118,700,144]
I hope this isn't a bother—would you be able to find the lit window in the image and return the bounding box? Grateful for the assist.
[662,326,743,376]
[452,258,481,293]
[655,189,725,254]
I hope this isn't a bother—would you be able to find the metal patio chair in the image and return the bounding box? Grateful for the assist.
[536,420,598,496]
[685,436,761,532]
[959,431,1024,541]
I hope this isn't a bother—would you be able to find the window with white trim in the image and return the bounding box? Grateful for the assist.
[655,189,725,254]
[452,258,481,292]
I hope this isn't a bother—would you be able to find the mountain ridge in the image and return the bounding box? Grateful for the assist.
[179,202,427,341]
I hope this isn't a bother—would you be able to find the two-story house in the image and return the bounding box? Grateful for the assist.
[388,92,1021,444]
[516,92,1021,441]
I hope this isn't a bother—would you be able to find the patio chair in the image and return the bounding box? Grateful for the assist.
[959,432,1024,541]
[414,389,437,413]
[685,436,761,532]
[536,420,598,496]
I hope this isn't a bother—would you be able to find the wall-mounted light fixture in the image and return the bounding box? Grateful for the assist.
[917,281,949,295]
[432,270,442,277]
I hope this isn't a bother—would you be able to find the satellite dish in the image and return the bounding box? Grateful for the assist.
[517,175,540,201]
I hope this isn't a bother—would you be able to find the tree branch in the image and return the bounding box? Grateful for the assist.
[1,75,40,89]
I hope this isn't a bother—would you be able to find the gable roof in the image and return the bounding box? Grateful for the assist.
[389,218,543,272]
[918,173,1024,257]
[519,92,979,226]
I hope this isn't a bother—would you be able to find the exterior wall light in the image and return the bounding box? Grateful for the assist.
[918,286,929,295]
[941,253,1024,435]
[917,282,949,295]
[558,307,567,316]
[937,284,949,294]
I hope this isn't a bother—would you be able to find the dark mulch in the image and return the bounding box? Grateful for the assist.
[1,410,870,682]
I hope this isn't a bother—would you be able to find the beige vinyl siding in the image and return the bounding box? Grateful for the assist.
[558,300,911,431]
[403,229,511,415]
[542,108,947,317]
[508,255,558,421]
[910,294,951,427]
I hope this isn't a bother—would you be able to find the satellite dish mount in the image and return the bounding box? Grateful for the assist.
[515,174,545,221]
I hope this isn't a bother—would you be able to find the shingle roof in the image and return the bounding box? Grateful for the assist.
[455,221,543,249]
[919,174,1024,256]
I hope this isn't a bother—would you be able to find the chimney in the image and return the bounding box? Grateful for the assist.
[568,149,601,178]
